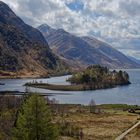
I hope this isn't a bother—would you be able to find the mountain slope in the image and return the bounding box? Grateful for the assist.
[0,1,47,46]
[127,56,140,65]
[0,2,61,77]
[82,37,139,68]
[38,24,139,69]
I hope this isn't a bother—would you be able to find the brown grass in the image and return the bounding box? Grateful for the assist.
[53,105,139,140]
[0,69,49,79]
[26,83,85,91]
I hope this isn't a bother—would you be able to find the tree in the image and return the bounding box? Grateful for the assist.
[118,70,123,78]
[89,99,96,113]
[81,73,91,83]
[123,71,129,81]
[12,94,59,140]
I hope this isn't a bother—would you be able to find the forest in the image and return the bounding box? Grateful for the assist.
[68,65,130,90]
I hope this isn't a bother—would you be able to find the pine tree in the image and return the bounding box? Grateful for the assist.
[12,94,59,140]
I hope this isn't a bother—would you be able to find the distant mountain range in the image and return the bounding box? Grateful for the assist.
[38,24,139,69]
[127,56,140,65]
[0,1,139,78]
[0,2,63,77]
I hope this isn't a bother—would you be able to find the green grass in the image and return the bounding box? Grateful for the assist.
[25,83,85,91]
[25,82,119,91]
[99,104,140,110]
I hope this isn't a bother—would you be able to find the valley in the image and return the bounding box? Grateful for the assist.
[0,1,140,140]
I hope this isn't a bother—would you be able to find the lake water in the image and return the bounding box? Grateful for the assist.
[0,69,140,105]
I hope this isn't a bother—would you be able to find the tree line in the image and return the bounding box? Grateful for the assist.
[68,65,130,90]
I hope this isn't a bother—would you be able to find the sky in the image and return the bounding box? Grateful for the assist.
[1,0,140,59]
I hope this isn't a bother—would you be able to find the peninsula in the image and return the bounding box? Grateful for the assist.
[25,65,130,91]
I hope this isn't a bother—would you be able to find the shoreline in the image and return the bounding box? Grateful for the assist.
[0,73,71,79]
[0,75,50,79]
[0,68,140,79]
[0,92,139,107]
[0,93,139,107]
[25,82,131,91]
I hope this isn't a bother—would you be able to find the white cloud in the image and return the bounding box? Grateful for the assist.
[1,0,140,59]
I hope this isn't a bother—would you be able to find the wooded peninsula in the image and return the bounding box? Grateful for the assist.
[25,65,131,91]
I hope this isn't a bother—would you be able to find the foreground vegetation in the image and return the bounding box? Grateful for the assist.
[0,94,58,140]
[0,94,140,140]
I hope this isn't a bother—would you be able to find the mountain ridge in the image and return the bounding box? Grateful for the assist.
[38,24,139,69]
[127,56,140,65]
[0,2,63,77]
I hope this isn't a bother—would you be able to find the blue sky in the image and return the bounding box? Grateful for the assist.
[2,0,140,59]
[66,0,84,11]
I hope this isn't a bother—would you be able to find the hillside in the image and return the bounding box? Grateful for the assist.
[0,2,62,77]
[127,56,140,65]
[38,24,139,69]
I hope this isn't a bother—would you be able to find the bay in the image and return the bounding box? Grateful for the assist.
[0,69,140,105]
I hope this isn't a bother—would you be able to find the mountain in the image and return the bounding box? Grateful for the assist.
[127,56,140,65]
[0,2,62,77]
[38,24,139,69]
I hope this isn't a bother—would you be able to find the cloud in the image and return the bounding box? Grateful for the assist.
[119,0,140,17]
[1,0,140,59]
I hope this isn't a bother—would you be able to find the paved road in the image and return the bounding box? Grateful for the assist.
[115,120,140,140]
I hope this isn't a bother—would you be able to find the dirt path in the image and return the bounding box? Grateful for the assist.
[115,121,140,140]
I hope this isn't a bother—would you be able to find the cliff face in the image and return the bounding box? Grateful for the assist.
[0,2,60,77]
[38,24,139,69]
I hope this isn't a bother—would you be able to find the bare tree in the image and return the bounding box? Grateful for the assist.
[25,86,31,93]
[89,99,96,113]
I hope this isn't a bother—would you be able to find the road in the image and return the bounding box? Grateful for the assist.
[115,120,140,140]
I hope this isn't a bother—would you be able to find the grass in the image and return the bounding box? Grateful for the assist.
[99,104,140,110]
[25,83,86,91]
[25,82,122,91]
[52,104,139,140]
[0,94,139,140]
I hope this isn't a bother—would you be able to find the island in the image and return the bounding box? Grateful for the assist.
[25,65,131,91]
